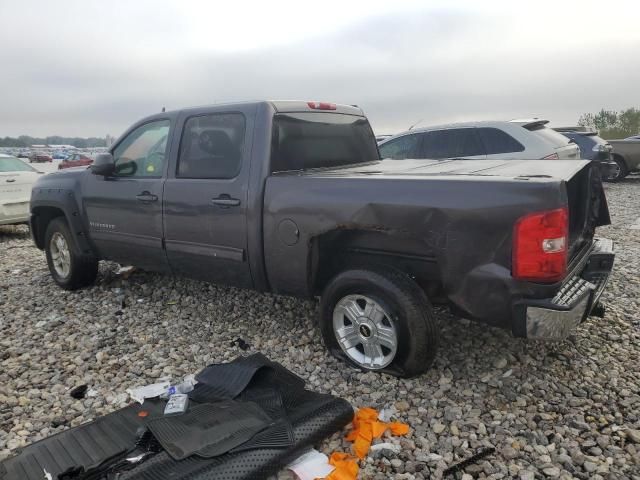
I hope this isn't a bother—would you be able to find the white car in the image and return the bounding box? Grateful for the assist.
[0,154,42,225]
[378,119,580,161]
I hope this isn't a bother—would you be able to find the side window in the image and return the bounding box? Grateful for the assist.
[177,113,245,179]
[478,128,525,155]
[378,134,419,159]
[112,120,170,177]
[420,128,484,159]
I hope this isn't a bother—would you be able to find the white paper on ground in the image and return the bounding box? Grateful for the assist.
[287,448,335,480]
[126,381,170,404]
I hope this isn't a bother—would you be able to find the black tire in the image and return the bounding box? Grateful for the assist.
[319,266,439,378]
[44,217,98,290]
[606,155,628,182]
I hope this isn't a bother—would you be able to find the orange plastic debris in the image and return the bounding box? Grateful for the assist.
[324,452,359,480]
[345,407,410,459]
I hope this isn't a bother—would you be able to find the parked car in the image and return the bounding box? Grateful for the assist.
[625,135,640,140]
[52,151,68,160]
[553,128,618,181]
[378,119,580,161]
[607,138,640,179]
[16,151,30,158]
[58,153,93,170]
[0,154,42,225]
[29,101,613,377]
[29,152,53,163]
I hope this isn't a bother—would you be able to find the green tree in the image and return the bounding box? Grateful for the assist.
[578,107,640,139]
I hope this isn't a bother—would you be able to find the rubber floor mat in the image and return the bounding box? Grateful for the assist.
[192,353,305,401]
[147,401,271,460]
[0,355,353,480]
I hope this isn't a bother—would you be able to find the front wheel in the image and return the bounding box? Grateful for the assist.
[319,266,439,378]
[45,217,98,290]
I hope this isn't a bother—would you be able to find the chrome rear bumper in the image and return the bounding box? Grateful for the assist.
[521,238,614,340]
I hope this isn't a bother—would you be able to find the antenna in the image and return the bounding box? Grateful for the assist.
[408,119,423,130]
[162,106,166,113]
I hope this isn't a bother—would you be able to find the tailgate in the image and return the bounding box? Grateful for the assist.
[565,163,610,259]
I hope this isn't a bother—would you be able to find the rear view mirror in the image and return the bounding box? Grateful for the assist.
[91,153,115,176]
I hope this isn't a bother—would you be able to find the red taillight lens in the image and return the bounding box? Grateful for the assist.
[542,153,559,160]
[307,101,337,110]
[513,207,568,282]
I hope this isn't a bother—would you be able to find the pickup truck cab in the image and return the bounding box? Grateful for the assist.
[30,101,614,377]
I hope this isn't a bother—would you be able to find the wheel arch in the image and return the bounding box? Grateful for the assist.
[309,228,443,299]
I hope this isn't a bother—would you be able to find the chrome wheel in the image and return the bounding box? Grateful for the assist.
[50,232,71,278]
[332,294,398,369]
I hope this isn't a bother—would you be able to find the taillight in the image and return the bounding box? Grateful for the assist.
[513,207,568,282]
[307,101,337,110]
[542,153,559,160]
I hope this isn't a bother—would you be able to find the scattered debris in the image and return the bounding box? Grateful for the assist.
[69,385,88,400]
[346,407,409,459]
[443,447,496,477]
[231,337,250,351]
[127,381,171,404]
[116,265,136,279]
[287,449,335,480]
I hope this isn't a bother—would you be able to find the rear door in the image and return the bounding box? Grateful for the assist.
[82,118,171,270]
[163,104,255,288]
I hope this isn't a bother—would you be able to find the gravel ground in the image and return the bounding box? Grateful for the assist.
[1,176,639,480]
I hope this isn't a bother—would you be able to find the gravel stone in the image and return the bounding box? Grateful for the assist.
[1,178,639,480]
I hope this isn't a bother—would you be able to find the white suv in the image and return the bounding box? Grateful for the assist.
[378,119,580,161]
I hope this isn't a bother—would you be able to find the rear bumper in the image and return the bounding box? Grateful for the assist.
[515,237,614,340]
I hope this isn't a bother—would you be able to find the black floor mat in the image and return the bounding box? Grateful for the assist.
[0,354,354,480]
[147,401,272,460]
[191,353,305,402]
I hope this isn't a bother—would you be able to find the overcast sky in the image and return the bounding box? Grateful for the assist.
[1,0,639,137]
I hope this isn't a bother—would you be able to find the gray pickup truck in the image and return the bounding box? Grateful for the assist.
[30,101,614,377]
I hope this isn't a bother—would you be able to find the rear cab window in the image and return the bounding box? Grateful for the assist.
[270,112,379,172]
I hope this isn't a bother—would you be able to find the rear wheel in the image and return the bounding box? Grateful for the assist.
[319,266,439,378]
[606,155,628,182]
[45,218,98,290]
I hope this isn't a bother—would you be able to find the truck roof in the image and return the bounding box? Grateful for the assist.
[161,100,364,117]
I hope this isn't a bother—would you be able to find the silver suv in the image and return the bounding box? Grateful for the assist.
[379,119,580,161]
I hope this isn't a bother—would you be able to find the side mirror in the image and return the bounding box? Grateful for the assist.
[91,153,115,176]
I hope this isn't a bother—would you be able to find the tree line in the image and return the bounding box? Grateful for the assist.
[578,107,640,139]
[0,135,107,148]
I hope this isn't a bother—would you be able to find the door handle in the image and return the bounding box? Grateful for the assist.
[5,178,16,183]
[211,194,240,208]
[136,191,158,203]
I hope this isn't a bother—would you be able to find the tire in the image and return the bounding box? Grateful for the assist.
[319,266,439,378]
[44,217,98,290]
[606,155,628,182]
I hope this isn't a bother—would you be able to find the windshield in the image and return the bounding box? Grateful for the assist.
[271,112,379,172]
[0,156,37,172]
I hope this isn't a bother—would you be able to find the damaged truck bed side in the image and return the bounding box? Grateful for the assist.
[29,101,614,377]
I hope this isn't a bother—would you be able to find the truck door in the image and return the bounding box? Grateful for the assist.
[82,119,171,271]
[163,107,254,288]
